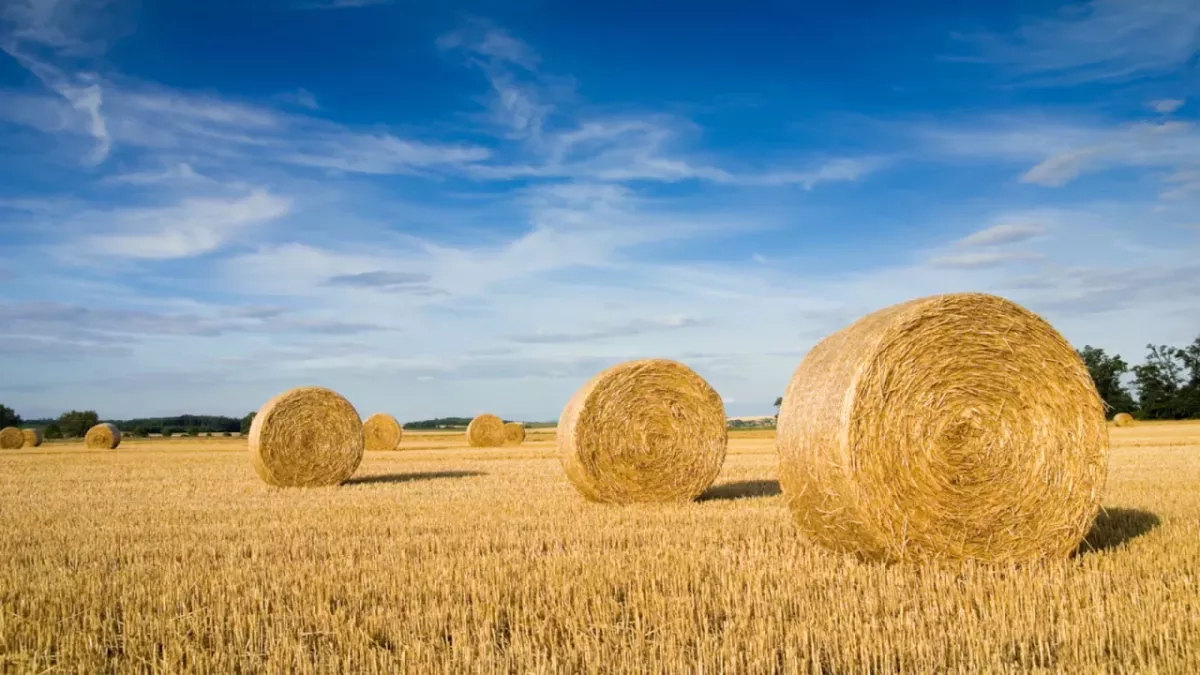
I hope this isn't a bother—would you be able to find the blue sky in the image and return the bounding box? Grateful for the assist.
[1,0,1198,421]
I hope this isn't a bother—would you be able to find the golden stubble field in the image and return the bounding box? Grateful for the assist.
[1,424,1198,673]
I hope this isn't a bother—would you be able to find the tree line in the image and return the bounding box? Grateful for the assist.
[2,410,258,439]
[1079,337,1200,419]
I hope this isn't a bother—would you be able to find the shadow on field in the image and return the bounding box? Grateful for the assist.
[1077,508,1161,555]
[699,480,782,502]
[346,471,486,486]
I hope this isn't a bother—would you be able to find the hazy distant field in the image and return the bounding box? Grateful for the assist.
[1,425,1197,672]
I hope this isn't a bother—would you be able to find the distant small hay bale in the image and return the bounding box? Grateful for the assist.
[22,428,43,447]
[249,387,363,488]
[0,427,25,449]
[777,293,1109,563]
[558,358,727,504]
[466,414,506,448]
[85,423,121,450]
[1113,413,1135,427]
[504,422,526,444]
[363,413,403,451]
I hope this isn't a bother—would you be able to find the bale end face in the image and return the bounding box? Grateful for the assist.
[363,413,403,451]
[504,422,526,445]
[1112,413,1135,428]
[0,427,25,449]
[467,414,506,447]
[558,358,727,504]
[777,293,1109,563]
[84,423,121,450]
[249,387,364,487]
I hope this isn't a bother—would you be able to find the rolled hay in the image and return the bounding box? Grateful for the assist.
[558,358,727,504]
[777,293,1108,563]
[84,423,121,450]
[0,426,24,449]
[504,422,526,445]
[363,413,403,451]
[249,387,363,487]
[22,428,43,447]
[1113,412,1135,428]
[466,414,506,448]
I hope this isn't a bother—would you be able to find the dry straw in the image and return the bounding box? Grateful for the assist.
[466,414,506,448]
[22,428,43,447]
[249,387,363,487]
[84,423,121,450]
[0,426,24,449]
[777,293,1109,563]
[363,413,403,451]
[504,422,526,444]
[558,358,727,504]
[1113,412,1135,428]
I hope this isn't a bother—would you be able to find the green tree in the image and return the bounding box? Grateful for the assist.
[241,412,256,435]
[1133,345,1185,420]
[0,404,21,428]
[132,427,150,438]
[186,427,201,437]
[43,423,62,440]
[1175,336,1200,418]
[1077,346,1136,415]
[57,410,99,438]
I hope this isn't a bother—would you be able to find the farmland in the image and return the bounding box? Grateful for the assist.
[1,424,1198,673]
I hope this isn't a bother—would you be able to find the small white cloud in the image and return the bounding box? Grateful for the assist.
[929,251,1041,269]
[83,189,292,260]
[1150,99,1185,114]
[1021,147,1106,186]
[957,223,1045,247]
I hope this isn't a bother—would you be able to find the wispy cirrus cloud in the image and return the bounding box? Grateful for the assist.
[956,223,1044,247]
[509,316,702,344]
[967,0,1200,85]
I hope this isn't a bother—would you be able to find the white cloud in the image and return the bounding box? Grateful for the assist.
[79,189,292,259]
[957,223,1045,247]
[929,250,1042,269]
[972,0,1200,84]
[1151,99,1185,114]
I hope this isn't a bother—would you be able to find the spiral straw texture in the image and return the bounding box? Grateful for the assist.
[504,422,526,444]
[466,414,506,448]
[22,428,43,447]
[1113,413,1135,428]
[363,413,403,451]
[558,358,728,504]
[249,387,363,487]
[777,293,1109,563]
[0,427,24,449]
[84,423,121,450]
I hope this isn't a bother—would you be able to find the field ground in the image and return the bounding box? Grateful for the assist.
[1,424,1198,672]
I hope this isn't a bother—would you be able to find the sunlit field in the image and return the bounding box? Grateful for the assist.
[1,424,1198,672]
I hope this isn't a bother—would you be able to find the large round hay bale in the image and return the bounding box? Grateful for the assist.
[466,414,506,448]
[249,387,363,487]
[0,427,25,449]
[85,423,121,450]
[558,358,727,504]
[1113,412,1135,427]
[504,422,526,444]
[22,428,43,447]
[777,293,1108,563]
[363,413,403,451]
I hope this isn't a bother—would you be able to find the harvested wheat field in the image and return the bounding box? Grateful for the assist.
[1,424,1198,673]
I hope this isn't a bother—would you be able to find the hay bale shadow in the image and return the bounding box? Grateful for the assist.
[346,471,486,486]
[699,480,781,502]
[1077,508,1160,555]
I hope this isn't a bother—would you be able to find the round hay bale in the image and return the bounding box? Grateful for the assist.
[558,358,727,504]
[0,426,25,449]
[85,423,121,450]
[22,428,43,447]
[504,422,526,444]
[363,413,403,451]
[1113,412,1135,428]
[466,414,506,448]
[249,387,363,487]
[777,293,1109,563]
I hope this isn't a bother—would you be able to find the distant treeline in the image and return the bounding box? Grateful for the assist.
[403,417,556,430]
[1079,337,1200,420]
[11,411,256,439]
